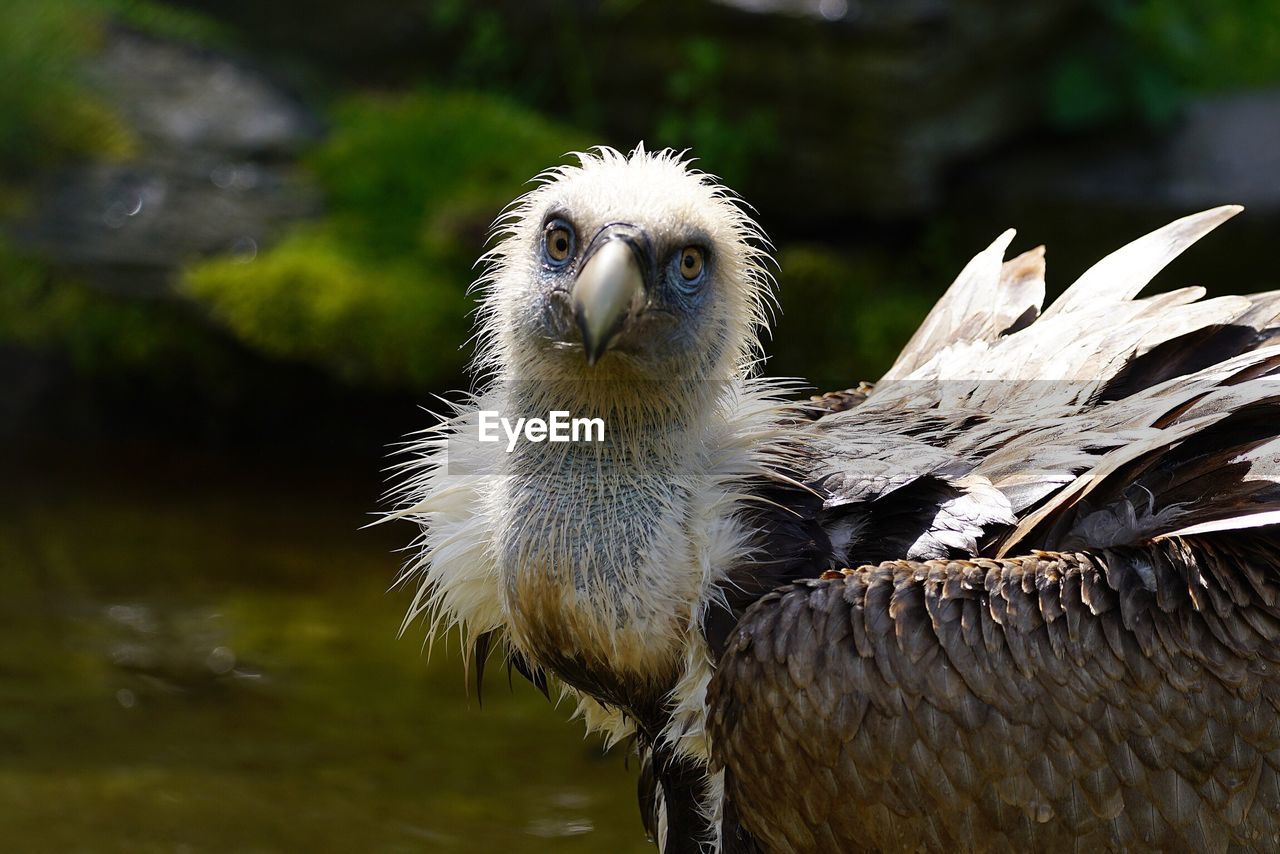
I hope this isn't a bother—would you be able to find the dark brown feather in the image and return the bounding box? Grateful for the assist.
[709,537,1280,851]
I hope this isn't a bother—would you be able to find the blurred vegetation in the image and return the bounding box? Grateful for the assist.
[186,90,587,388]
[5,0,1280,402]
[105,0,235,47]
[770,246,934,389]
[0,0,132,181]
[0,0,232,181]
[0,241,217,375]
[1049,0,1280,128]
[0,0,237,379]
[655,37,780,186]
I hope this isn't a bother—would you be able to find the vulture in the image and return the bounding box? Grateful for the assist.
[390,146,1280,852]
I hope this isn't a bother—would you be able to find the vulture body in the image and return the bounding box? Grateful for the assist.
[392,147,1280,852]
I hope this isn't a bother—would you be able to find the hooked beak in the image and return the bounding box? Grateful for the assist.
[573,231,647,366]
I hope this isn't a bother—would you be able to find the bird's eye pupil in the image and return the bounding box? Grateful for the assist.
[545,224,574,264]
[678,246,704,282]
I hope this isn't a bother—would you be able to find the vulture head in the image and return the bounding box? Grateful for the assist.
[431,147,786,712]
[476,147,772,387]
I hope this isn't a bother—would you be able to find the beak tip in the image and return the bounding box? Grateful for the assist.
[583,339,605,367]
[575,309,599,366]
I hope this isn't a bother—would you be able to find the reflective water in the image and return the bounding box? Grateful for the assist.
[0,444,650,852]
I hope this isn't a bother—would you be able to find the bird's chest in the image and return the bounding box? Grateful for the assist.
[493,470,699,701]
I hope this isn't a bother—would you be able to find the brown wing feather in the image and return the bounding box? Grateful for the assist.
[709,535,1280,852]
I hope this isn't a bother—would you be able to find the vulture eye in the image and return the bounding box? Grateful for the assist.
[677,246,706,284]
[544,221,575,266]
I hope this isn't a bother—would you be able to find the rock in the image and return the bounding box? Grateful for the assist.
[89,27,322,156]
[16,151,318,297]
[970,89,1280,215]
[931,88,1280,311]
[1162,90,1280,212]
[11,28,322,296]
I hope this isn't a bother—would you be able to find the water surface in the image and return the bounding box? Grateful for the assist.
[0,443,650,852]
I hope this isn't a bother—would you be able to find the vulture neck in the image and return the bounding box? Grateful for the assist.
[493,364,726,697]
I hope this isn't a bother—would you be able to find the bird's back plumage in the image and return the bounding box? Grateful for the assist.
[711,541,1280,852]
[708,205,1280,851]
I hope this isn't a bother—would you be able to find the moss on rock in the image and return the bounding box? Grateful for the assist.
[184,89,587,389]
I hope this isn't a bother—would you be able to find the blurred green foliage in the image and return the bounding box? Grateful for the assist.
[1049,0,1280,128]
[0,0,230,181]
[186,90,587,388]
[655,37,779,187]
[0,241,223,376]
[0,0,916,396]
[425,1,522,94]
[0,0,236,375]
[7,0,1280,397]
[1123,0,1280,89]
[770,246,933,389]
[106,0,235,47]
[0,0,133,180]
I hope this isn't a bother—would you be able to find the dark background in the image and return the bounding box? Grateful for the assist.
[2,0,1278,850]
